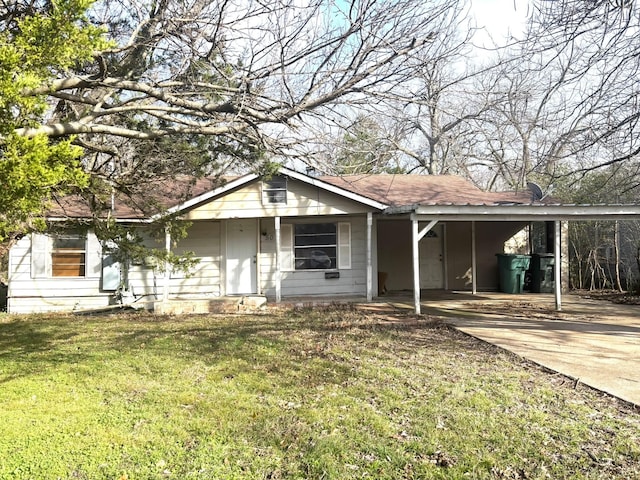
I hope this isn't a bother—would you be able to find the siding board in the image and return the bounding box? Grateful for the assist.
[8,233,112,313]
[186,179,372,220]
[259,215,368,298]
[169,221,221,297]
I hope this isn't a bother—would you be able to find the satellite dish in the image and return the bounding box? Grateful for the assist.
[527,182,544,201]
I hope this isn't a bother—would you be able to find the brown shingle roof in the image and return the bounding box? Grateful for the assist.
[47,172,537,220]
[48,176,232,219]
[318,174,534,206]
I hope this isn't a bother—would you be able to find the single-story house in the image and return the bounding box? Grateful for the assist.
[6,167,640,314]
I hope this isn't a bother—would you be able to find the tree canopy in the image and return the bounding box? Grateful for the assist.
[0,0,457,245]
[1,0,109,242]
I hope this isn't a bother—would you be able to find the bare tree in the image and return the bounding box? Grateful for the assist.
[284,0,501,178]
[14,0,456,159]
[370,1,491,176]
[519,0,640,176]
[0,0,476,241]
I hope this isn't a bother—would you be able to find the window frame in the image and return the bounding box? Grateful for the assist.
[51,234,87,277]
[262,175,288,205]
[293,223,337,270]
[280,222,351,272]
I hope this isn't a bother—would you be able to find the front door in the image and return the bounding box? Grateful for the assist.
[419,224,444,289]
[226,219,257,295]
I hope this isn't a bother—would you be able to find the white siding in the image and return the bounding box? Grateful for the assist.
[124,221,222,301]
[125,232,165,301]
[259,216,367,298]
[186,179,372,220]
[169,221,221,297]
[8,233,111,313]
[7,223,223,313]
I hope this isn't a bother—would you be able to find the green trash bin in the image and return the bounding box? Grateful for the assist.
[531,253,555,293]
[496,254,531,294]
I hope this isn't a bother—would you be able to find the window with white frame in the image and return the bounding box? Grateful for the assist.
[262,175,287,204]
[52,235,86,277]
[294,223,336,270]
[280,222,351,271]
[31,232,102,279]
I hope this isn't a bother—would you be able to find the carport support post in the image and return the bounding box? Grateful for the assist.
[554,220,562,311]
[275,216,282,303]
[411,217,439,314]
[471,221,477,295]
[366,212,373,301]
[412,216,421,314]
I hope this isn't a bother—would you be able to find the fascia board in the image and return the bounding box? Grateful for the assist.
[280,167,388,210]
[152,173,260,220]
[395,204,640,221]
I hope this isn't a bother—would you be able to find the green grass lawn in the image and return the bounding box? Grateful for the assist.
[0,307,638,479]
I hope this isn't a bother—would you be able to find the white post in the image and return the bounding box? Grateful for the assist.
[255,219,262,295]
[412,215,421,314]
[443,223,449,290]
[554,220,562,311]
[471,221,477,295]
[274,216,282,303]
[163,228,171,302]
[366,212,373,301]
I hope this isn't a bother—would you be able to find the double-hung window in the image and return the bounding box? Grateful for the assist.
[262,176,287,205]
[52,235,86,277]
[280,222,351,271]
[294,223,337,270]
[31,232,101,279]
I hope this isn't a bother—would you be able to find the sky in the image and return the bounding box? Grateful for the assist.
[469,0,529,44]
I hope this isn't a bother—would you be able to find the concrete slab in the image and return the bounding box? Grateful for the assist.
[152,296,268,314]
[405,292,640,406]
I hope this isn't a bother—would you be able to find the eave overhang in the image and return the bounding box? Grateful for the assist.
[280,167,389,210]
[385,203,640,221]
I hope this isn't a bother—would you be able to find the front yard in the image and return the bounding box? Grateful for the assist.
[0,307,638,479]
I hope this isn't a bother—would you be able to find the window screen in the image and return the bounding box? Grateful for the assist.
[294,223,337,270]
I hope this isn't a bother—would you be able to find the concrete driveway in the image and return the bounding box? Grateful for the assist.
[386,291,640,406]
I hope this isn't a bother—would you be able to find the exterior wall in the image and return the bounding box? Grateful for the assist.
[446,221,529,291]
[169,221,221,298]
[377,220,413,291]
[7,222,223,313]
[124,233,165,303]
[377,220,446,291]
[376,220,528,292]
[185,179,371,220]
[7,233,110,313]
[259,215,369,297]
[123,221,223,301]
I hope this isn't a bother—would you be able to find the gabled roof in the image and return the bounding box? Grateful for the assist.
[47,168,549,221]
[48,168,391,220]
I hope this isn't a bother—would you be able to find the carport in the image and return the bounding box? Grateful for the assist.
[385,203,640,314]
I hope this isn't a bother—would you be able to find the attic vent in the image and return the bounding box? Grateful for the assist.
[263,175,287,205]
